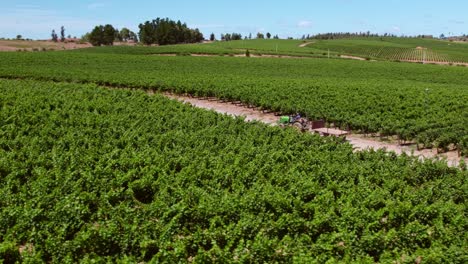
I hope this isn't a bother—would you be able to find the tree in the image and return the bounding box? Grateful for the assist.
[210,33,215,41]
[257,32,264,39]
[129,31,138,42]
[266,32,271,39]
[119,28,134,42]
[248,33,252,39]
[439,33,445,39]
[16,35,22,40]
[138,18,204,45]
[88,24,117,46]
[103,24,117,45]
[51,30,58,42]
[231,33,242,40]
[81,32,90,42]
[138,21,156,45]
[60,26,65,42]
[89,26,104,46]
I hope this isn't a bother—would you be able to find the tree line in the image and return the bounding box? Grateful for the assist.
[138,18,203,45]
[81,18,283,46]
[212,32,279,41]
[51,26,74,42]
[310,32,402,40]
[81,18,203,46]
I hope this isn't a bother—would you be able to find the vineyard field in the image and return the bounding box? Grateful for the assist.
[1,79,466,262]
[75,38,468,64]
[309,37,468,63]
[0,51,467,155]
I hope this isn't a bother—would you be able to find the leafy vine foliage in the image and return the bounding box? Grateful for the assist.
[0,50,466,154]
[0,79,466,262]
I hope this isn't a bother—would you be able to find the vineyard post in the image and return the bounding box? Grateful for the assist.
[425,88,430,110]
[423,49,426,64]
[328,49,330,59]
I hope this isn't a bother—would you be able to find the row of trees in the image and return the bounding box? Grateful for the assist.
[310,32,401,40]
[51,26,66,42]
[212,32,279,41]
[82,18,289,46]
[138,18,203,45]
[82,26,138,46]
[84,18,202,46]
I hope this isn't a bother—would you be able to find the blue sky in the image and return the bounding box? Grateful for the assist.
[1,0,466,40]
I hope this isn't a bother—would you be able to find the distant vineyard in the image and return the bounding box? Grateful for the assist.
[366,47,451,62]
[71,38,468,64]
[309,38,468,63]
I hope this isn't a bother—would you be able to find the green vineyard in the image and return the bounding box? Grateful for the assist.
[1,79,466,262]
[308,37,468,63]
[0,50,466,155]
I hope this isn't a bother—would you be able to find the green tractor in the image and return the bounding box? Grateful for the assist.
[278,114,309,132]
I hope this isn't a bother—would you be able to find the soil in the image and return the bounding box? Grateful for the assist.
[0,40,136,52]
[164,93,466,168]
[299,42,314,47]
[340,55,367,61]
[0,40,92,51]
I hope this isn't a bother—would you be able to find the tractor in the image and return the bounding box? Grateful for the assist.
[278,113,309,131]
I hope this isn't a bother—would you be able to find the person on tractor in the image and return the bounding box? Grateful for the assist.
[292,113,302,123]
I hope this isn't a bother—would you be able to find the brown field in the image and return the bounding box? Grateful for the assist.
[0,40,139,52]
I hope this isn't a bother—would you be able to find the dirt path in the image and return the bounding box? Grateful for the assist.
[340,55,368,61]
[299,42,314,47]
[165,93,466,168]
[402,59,468,67]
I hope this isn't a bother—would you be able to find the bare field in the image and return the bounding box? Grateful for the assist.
[0,40,138,52]
[0,40,92,51]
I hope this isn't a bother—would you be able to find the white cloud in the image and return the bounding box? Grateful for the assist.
[297,20,313,28]
[392,26,401,32]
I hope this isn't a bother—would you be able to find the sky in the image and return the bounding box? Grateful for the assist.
[0,0,466,40]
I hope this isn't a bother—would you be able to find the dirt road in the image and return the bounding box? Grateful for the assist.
[165,93,465,168]
[298,42,314,47]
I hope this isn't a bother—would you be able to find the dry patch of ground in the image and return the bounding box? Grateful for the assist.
[299,42,314,47]
[0,40,92,51]
[340,55,368,61]
[0,40,138,52]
